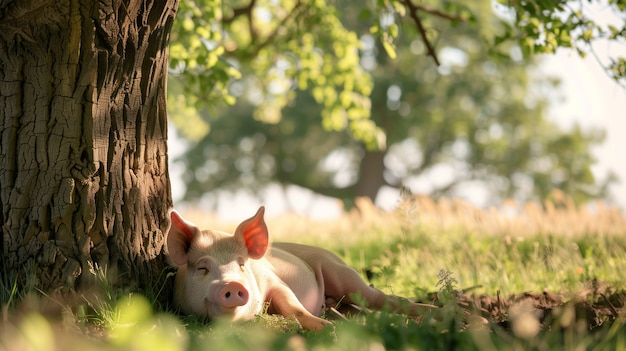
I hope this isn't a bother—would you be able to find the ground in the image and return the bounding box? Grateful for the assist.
[328,280,625,335]
[457,284,624,332]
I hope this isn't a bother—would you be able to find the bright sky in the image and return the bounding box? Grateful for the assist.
[540,51,626,212]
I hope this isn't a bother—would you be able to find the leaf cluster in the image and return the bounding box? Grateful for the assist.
[169,0,384,149]
[170,0,241,109]
[493,0,626,85]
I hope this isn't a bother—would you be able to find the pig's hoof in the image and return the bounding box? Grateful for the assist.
[301,316,333,331]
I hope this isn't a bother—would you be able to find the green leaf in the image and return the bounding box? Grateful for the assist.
[382,40,397,59]
[389,24,399,38]
[182,17,194,31]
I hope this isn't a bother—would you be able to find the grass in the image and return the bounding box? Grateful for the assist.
[2,192,626,350]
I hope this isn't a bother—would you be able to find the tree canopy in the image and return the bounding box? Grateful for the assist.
[167,0,623,207]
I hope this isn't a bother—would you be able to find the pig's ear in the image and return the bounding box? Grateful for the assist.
[234,206,269,260]
[167,210,201,266]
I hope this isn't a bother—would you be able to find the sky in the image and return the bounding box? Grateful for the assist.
[540,52,626,213]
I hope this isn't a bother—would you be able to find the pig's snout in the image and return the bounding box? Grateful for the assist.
[218,282,249,308]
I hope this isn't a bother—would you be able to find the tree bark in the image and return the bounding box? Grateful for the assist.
[355,149,387,201]
[0,0,178,296]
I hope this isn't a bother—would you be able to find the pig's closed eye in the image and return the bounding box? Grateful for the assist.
[196,259,211,275]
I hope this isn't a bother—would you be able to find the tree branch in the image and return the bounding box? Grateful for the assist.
[222,0,256,24]
[275,167,357,201]
[250,0,304,57]
[222,0,258,40]
[401,0,440,66]
[414,4,467,22]
[222,0,305,59]
[400,1,468,67]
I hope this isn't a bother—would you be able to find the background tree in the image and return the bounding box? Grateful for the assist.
[170,0,612,209]
[0,0,177,296]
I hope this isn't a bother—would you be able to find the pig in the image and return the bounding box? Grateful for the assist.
[166,206,436,330]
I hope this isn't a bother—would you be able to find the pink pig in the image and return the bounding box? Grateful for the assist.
[167,206,436,330]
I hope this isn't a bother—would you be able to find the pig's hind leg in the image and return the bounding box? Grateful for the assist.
[318,253,437,316]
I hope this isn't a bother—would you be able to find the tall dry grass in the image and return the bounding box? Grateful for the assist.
[392,189,626,238]
[180,189,626,243]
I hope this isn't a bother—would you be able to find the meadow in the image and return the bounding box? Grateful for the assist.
[2,191,626,350]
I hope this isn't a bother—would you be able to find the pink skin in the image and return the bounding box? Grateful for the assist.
[166,206,437,330]
[219,282,249,308]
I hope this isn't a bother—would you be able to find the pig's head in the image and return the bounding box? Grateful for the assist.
[166,206,270,322]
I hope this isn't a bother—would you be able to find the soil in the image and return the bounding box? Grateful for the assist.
[328,280,625,333]
[427,280,625,332]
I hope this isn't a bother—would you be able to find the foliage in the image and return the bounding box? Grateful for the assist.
[169,0,626,140]
[493,0,626,86]
[170,0,383,149]
[3,302,625,350]
[171,0,611,207]
[2,195,626,350]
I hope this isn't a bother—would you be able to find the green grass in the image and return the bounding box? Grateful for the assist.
[3,292,625,351]
[2,195,626,350]
[344,227,626,298]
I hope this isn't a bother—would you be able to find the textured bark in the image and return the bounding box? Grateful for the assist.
[0,0,178,295]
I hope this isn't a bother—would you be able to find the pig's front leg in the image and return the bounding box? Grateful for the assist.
[268,284,332,331]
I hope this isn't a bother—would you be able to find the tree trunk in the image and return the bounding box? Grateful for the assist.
[355,149,387,201]
[0,0,178,296]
